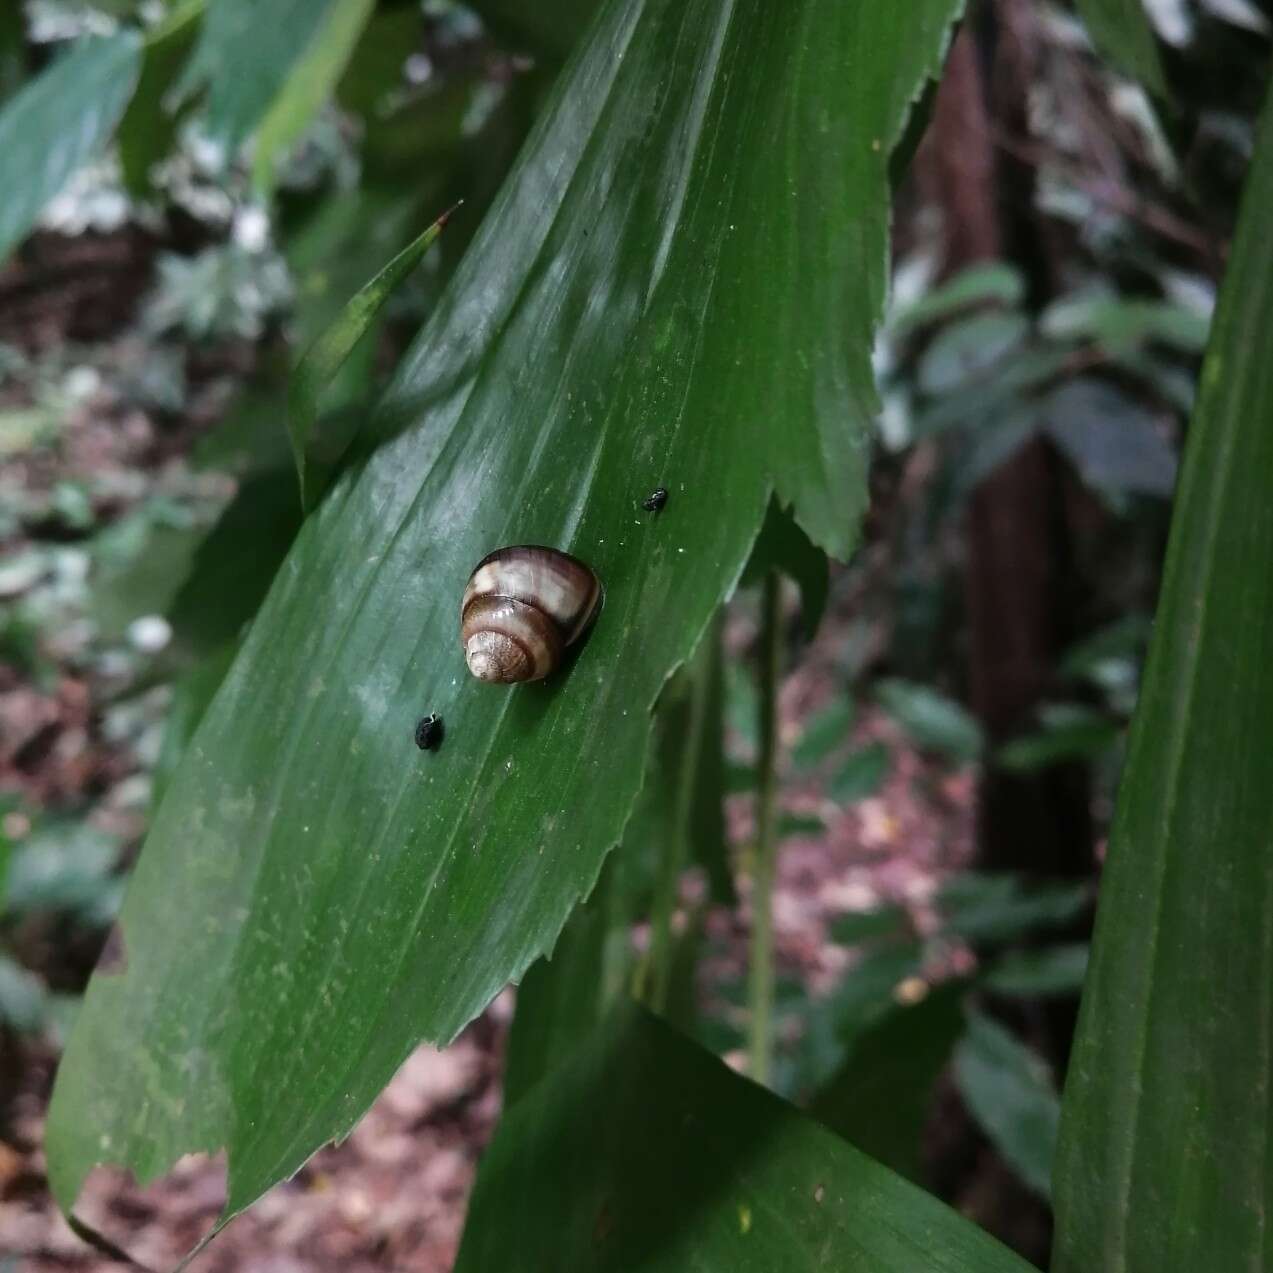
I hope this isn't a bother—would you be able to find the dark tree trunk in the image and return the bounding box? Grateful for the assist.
[916,22,1096,1258]
[927,14,1094,883]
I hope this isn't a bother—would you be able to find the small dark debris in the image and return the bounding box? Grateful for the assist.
[415,714,444,751]
[593,1198,614,1244]
[97,922,128,975]
[642,486,668,513]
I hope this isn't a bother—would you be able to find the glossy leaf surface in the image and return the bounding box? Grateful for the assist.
[1052,83,1273,1273]
[0,31,142,262]
[47,0,963,1235]
[456,1005,1035,1273]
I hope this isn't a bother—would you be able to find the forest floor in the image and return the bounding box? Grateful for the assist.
[5,697,981,1272]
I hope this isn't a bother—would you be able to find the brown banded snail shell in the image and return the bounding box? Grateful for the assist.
[460,546,601,683]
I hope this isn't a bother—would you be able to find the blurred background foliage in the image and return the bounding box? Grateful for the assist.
[0,0,1269,1266]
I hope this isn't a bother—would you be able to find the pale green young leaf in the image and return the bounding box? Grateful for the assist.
[251,0,377,193]
[0,32,142,261]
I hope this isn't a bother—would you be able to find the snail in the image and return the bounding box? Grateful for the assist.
[460,545,601,683]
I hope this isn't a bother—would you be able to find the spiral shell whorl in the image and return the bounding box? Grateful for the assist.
[460,546,600,683]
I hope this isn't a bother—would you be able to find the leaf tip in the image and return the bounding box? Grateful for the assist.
[435,199,465,230]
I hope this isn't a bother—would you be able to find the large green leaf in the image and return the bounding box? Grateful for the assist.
[0,31,142,262]
[1052,84,1273,1273]
[456,1005,1034,1272]
[47,0,964,1239]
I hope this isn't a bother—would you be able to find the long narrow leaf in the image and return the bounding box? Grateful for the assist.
[47,0,964,1242]
[172,0,340,160]
[0,31,142,261]
[1052,82,1273,1273]
[288,204,457,510]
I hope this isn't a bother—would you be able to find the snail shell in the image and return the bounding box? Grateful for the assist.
[460,546,601,683]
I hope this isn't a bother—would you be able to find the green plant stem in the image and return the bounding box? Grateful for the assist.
[642,623,715,1013]
[749,571,782,1085]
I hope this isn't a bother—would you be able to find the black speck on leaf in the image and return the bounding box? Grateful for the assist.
[415,714,443,751]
